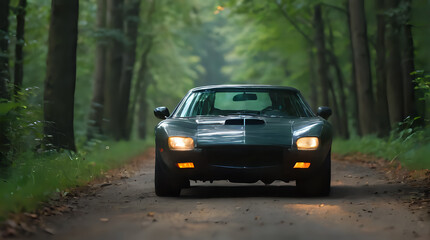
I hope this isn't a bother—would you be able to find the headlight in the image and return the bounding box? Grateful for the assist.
[296,137,319,150]
[168,137,194,151]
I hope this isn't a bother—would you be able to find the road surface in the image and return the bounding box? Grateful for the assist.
[18,151,430,240]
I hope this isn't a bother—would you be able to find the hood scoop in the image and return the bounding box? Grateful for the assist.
[224,119,265,125]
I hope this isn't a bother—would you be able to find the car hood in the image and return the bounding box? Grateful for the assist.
[160,116,324,148]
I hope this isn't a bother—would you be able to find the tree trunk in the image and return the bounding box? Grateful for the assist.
[128,39,153,139]
[308,48,318,111]
[385,0,404,125]
[88,0,107,140]
[104,0,124,140]
[345,0,361,136]
[118,0,140,140]
[43,0,79,151]
[313,4,330,107]
[327,78,343,137]
[0,0,11,166]
[327,19,349,139]
[348,0,375,135]
[13,0,26,99]
[401,0,415,118]
[137,77,151,139]
[375,0,391,137]
[0,0,10,100]
[125,0,155,139]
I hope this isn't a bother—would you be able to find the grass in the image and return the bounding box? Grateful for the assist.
[333,128,430,170]
[0,139,153,220]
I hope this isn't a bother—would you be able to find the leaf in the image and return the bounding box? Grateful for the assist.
[0,102,20,115]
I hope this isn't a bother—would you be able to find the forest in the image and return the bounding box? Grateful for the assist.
[0,0,429,217]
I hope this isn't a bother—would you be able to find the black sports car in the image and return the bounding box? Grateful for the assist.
[154,85,333,196]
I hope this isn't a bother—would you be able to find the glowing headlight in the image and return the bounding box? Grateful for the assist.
[168,137,194,151]
[296,137,319,150]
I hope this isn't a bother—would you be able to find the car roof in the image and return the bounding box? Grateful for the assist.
[190,84,300,93]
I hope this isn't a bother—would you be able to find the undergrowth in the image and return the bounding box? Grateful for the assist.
[0,139,152,220]
[333,118,430,170]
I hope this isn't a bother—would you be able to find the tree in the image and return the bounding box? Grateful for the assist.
[88,0,107,140]
[43,0,79,151]
[0,0,10,166]
[327,16,350,139]
[348,0,375,135]
[385,0,405,125]
[375,0,391,136]
[118,0,141,140]
[13,0,27,99]
[0,0,10,100]
[345,0,361,136]
[401,0,415,118]
[313,4,330,107]
[104,0,124,140]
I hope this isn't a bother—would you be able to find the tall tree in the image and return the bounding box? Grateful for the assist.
[375,0,391,136]
[88,0,107,139]
[118,0,141,140]
[401,0,415,118]
[127,0,155,139]
[348,0,375,135]
[385,0,404,125]
[313,4,330,107]
[13,0,27,99]
[43,0,79,151]
[327,17,350,139]
[345,0,361,136]
[0,0,10,100]
[104,0,124,140]
[0,0,10,166]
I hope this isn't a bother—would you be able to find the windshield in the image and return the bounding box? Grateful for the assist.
[173,89,315,118]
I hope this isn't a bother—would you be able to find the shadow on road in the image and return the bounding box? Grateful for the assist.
[179,183,409,200]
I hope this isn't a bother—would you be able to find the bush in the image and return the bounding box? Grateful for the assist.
[333,118,430,170]
[0,139,151,219]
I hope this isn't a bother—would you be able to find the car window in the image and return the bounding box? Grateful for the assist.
[214,92,271,111]
[173,89,314,118]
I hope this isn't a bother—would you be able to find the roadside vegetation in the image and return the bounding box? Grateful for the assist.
[333,123,430,170]
[0,139,151,220]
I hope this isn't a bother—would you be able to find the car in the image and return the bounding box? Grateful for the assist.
[153,85,333,197]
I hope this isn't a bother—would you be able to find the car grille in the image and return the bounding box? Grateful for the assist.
[204,146,283,168]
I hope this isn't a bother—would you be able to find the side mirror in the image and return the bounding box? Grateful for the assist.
[317,106,332,120]
[154,106,170,120]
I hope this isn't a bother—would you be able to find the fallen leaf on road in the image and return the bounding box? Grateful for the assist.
[100,183,112,188]
[24,213,38,219]
[147,212,155,217]
[43,227,55,235]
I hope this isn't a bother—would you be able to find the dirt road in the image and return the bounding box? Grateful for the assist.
[19,151,430,240]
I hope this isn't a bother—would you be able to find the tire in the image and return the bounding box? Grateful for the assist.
[154,151,181,197]
[296,151,331,197]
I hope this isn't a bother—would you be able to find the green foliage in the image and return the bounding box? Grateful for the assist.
[333,118,430,170]
[0,139,152,219]
[0,87,43,163]
[413,70,430,99]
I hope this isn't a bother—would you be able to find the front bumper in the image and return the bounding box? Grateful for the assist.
[158,145,329,183]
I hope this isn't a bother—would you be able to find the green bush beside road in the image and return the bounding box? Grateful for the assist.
[0,140,151,220]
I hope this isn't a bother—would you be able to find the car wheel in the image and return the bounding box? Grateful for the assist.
[154,151,181,197]
[296,151,331,197]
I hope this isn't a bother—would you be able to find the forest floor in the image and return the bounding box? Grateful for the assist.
[1,148,429,240]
